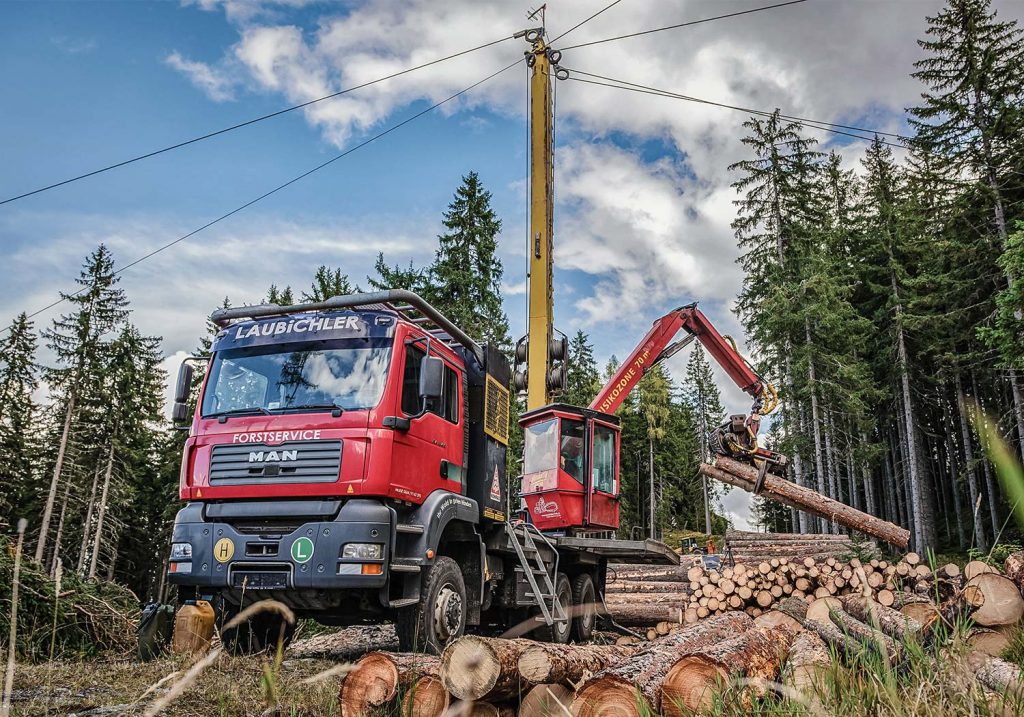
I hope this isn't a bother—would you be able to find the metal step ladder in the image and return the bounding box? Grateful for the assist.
[505,522,568,627]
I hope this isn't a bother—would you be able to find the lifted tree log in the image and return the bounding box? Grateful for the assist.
[700,458,910,547]
[518,643,642,685]
[440,637,535,702]
[570,612,752,717]
[340,651,439,717]
[660,623,799,715]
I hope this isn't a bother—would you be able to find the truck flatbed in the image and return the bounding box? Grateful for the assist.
[554,536,679,565]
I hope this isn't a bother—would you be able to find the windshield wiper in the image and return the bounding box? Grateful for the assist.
[270,403,345,413]
[210,407,272,418]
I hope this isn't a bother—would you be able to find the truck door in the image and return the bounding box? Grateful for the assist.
[585,420,620,529]
[389,340,465,501]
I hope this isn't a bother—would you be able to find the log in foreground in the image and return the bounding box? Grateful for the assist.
[519,684,575,717]
[340,651,439,717]
[517,643,642,685]
[400,675,449,717]
[784,630,831,694]
[965,573,1024,627]
[440,636,535,702]
[660,622,799,716]
[571,612,752,717]
[701,458,910,547]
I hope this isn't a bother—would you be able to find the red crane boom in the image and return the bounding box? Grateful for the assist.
[591,304,764,414]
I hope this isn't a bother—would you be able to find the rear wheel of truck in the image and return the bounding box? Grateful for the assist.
[220,604,296,656]
[534,572,572,644]
[396,556,466,654]
[570,573,597,642]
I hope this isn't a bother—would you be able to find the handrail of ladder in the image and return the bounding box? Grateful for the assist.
[521,522,560,597]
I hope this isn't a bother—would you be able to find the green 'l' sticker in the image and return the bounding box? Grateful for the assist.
[291,537,314,563]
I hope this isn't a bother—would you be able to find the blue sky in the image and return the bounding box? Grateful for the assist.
[2,0,991,527]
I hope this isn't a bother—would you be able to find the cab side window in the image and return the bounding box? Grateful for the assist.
[401,345,425,415]
[441,365,460,424]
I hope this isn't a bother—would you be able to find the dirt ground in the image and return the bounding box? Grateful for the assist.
[7,625,398,716]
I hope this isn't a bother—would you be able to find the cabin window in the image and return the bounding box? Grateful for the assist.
[441,365,460,424]
[592,424,617,494]
[522,419,558,492]
[559,419,585,485]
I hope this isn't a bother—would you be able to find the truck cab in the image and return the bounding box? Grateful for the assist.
[167,292,512,653]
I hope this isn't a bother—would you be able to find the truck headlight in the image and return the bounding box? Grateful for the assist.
[342,543,383,560]
[170,543,193,560]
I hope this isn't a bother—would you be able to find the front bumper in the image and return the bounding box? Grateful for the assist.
[166,498,393,593]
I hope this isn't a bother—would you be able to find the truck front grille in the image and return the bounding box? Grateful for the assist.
[209,440,342,485]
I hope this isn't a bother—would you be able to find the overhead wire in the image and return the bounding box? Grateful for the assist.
[0,34,517,206]
[558,0,809,51]
[562,69,1001,191]
[566,68,907,140]
[563,71,911,150]
[549,0,626,44]
[2,58,523,335]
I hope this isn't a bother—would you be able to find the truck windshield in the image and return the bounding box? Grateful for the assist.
[201,339,391,416]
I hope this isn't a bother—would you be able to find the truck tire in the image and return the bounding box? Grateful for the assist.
[396,556,466,654]
[221,605,295,656]
[534,572,572,644]
[570,573,597,642]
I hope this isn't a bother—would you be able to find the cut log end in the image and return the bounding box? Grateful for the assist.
[440,636,515,701]
[521,683,574,717]
[571,677,648,717]
[661,658,727,715]
[340,653,399,716]
[401,676,449,717]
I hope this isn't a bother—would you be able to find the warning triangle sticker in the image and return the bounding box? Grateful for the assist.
[196,488,202,498]
[489,466,502,502]
[347,485,354,494]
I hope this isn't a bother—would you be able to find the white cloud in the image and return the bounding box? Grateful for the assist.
[165,51,238,102]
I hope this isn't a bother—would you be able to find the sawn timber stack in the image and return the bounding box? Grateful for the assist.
[701,456,910,547]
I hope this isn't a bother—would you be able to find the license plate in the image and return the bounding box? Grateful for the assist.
[232,571,289,590]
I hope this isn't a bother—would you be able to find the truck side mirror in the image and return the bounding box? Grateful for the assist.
[174,362,194,404]
[419,356,444,400]
[173,361,194,426]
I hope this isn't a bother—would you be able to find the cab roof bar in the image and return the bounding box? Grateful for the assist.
[210,289,485,365]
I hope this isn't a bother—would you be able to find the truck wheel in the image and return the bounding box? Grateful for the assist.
[221,606,295,655]
[534,573,572,644]
[570,573,597,643]
[396,556,466,654]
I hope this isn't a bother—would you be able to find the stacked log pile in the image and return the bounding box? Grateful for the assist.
[602,550,980,635]
[724,530,859,564]
[332,552,1024,716]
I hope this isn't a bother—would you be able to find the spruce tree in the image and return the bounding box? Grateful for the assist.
[681,345,725,534]
[565,330,601,406]
[35,245,128,564]
[304,265,355,302]
[423,172,511,349]
[93,325,165,586]
[637,364,670,538]
[266,284,295,305]
[0,313,39,527]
